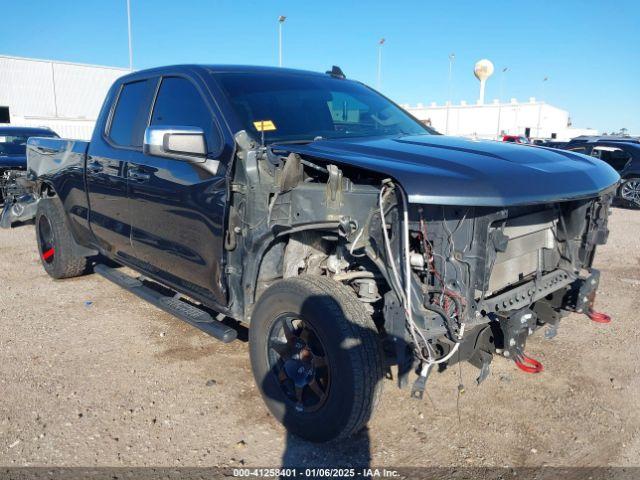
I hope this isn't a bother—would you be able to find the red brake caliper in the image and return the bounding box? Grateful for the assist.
[42,248,55,261]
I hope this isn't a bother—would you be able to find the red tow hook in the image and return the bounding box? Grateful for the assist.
[514,354,544,374]
[584,290,611,324]
[587,309,612,324]
[42,248,55,261]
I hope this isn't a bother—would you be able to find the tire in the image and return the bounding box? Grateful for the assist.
[619,177,640,208]
[35,197,89,279]
[249,275,384,442]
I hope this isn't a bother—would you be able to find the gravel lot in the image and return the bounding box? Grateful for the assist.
[0,207,639,469]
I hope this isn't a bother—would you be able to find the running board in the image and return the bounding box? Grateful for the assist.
[94,264,237,343]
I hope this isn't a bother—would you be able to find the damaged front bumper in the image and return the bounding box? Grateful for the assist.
[393,267,610,395]
[375,189,615,395]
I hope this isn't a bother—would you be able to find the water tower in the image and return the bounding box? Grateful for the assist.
[474,59,494,105]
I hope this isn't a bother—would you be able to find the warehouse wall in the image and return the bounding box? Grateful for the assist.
[0,55,128,139]
[403,99,598,141]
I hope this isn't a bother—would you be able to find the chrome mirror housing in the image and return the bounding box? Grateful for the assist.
[143,126,207,162]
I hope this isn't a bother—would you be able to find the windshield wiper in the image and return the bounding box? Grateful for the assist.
[270,136,324,146]
[266,140,329,174]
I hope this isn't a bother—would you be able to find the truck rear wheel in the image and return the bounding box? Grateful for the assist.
[249,275,384,442]
[35,197,89,279]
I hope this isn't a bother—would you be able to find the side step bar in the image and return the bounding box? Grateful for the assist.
[94,264,237,343]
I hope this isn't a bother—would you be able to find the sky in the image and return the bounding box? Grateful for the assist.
[1,0,639,134]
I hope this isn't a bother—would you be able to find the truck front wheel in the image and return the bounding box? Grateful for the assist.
[35,197,89,279]
[249,275,384,442]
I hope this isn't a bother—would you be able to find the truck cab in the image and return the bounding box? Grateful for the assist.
[79,68,232,308]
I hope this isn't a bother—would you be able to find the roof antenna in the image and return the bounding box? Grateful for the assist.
[326,66,346,79]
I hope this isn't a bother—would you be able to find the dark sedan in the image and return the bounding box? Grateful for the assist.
[0,126,59,171]
[560,139,640,207]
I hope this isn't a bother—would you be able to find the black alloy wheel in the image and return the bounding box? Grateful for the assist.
[35,197,89,279]
[267,313,330,413]
[37,214,56,264]
[249,275,384,442]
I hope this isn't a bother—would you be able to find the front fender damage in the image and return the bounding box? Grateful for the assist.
[229,137,616,400]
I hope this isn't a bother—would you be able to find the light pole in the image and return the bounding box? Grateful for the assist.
[377,38,385,90]
[445,53,455,135]
[126,0,133,70]
[541,76,548,100]
[536,76,548,138]
[497,67,508,139]
[499,67,508,101]
[278,16,286,67]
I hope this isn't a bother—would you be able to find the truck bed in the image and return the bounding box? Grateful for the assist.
[27,137,89,179]
[0,137,89,228]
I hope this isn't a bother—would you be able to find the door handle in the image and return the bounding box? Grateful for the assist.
[128,168,150,182]
[87,161,103,174]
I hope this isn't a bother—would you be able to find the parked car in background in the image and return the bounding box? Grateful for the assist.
[566,135,639,145]
[0,126,58,175]
[502,134,531,144]
[559,139,640,207]
[531,139,568,148]
[542,140,569,149]
[1,126,59,226]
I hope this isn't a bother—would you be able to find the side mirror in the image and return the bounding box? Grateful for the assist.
[143,126,207,162]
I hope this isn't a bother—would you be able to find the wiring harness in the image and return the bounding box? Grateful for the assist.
[378,180,467,382]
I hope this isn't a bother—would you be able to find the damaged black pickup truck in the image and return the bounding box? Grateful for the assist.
[21,65,619,442]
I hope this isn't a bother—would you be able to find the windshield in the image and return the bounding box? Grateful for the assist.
[212,72,430,143]
[0,133,55,156]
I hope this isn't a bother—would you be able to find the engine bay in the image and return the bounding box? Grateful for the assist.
[225,135,616,395]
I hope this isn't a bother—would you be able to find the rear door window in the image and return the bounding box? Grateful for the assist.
[109,79,156,148]
[591,145,632,170]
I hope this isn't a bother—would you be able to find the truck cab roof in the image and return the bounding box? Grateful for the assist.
[118,64,335,82]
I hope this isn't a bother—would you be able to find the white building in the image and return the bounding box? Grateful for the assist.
[0,55,128,140]
[403,98,598,141]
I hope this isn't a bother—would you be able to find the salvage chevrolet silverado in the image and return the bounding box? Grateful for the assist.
[22,65,619,442]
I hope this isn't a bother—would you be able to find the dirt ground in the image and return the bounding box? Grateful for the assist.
[0,207,639,470]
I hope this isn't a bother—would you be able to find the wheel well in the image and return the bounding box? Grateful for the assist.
[251,227,389,329]
[255,230,333,299]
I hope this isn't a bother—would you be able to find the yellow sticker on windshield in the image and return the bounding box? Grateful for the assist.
[253,120,276,132]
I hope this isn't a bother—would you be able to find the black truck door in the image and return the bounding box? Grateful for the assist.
[86,78,156,257]
[127,76,229,307]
